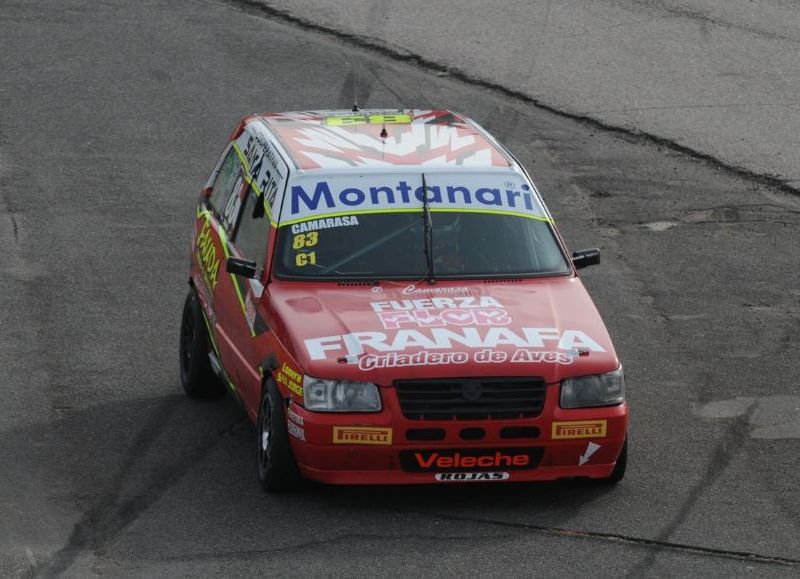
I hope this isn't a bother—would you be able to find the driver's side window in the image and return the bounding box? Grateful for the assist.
[233,189,271,270]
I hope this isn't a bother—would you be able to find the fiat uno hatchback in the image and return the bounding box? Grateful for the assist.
[180,109,628,491]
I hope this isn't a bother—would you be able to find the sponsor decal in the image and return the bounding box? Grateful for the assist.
[275,362,303,397]
[435,472,509,482]
[286,406,304,427]
[400,448,543,473]
[305,327,604,361]
[402,284,470,295]
[195,219,220,290]
[359,350,470,371]
[510,349,573,365]
[354,348,574,370]
[268,110,508,172]
[371,296,503,311]
[282,174,548,224]
[551,420,607,440]
[244,293,256,333]
[290,215,359,233]
[192,273,215,322]
[287,420,305,441]
[323,113,412,126]
[239,133,286,216]
[333,426,392,445]
[371,297,510,330]
[376,308,510,329]
[579,442,601,466]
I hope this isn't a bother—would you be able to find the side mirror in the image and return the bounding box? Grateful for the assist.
[226,257,258,278]
[572,248,600,269]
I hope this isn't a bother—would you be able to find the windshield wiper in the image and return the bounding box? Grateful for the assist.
[421,173,435,284]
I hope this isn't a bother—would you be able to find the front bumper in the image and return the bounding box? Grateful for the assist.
[286,383,628,485]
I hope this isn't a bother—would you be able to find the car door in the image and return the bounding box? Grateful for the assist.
[194,143,249,390]
[218,178,274,411]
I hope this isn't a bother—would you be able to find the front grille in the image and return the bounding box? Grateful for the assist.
[395,377,546,420]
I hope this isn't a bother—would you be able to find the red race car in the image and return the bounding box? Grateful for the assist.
[180,109,627,491]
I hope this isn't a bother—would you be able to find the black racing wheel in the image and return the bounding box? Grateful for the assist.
[179,288,225,398]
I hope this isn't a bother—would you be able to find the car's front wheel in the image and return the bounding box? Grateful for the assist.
[179,288,225,398]
[257,379,304,492]
[598,436,627,484]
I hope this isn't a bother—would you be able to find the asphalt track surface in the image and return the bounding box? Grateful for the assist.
[1,0,799,576]
[250,0,800,188]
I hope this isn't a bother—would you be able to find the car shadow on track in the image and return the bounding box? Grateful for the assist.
[2,391,624,574]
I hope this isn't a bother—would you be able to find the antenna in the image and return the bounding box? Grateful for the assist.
[351,69,359,112]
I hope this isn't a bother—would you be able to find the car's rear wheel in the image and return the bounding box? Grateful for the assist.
[257,379,304,492]
[179,288,225,398]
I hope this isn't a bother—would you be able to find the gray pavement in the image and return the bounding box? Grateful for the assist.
[0,0,798,576]
[250,0,800,187]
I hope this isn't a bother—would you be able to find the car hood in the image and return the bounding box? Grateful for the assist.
[268,277,619,384]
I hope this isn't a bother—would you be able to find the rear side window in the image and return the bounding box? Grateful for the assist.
[234,190,271,270]
[208,148,242,218]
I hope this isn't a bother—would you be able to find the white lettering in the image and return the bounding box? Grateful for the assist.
[558,330,606,352]
[307,327,605,360]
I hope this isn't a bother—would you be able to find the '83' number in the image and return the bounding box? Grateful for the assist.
[292,232,318,249]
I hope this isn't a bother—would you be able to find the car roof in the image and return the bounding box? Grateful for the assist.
[252,109,515,172]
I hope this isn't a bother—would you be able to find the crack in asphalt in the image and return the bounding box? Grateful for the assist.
[627,0,800,45]
[407,508,800,570]
[625,406,758,575]
[90,519,800,569]
[34,406,247,578]
[10,212,18,243]
[213,0,800,200]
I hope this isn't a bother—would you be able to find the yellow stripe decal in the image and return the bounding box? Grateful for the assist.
[278,207,552,228]
[232,142,277,227]
[199,308,220,358]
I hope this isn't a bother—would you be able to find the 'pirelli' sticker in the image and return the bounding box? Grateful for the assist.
[551,420,607,440]
[333,426,392,445]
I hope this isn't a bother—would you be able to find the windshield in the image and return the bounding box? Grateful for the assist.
[275,211,570,279]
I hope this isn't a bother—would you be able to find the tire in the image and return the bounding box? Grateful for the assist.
[257,379,304,492]
[598,436,627,484]
[179,288,225,398]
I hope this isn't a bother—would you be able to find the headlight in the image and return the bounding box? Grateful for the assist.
[303,376,382,412]
[560,366,625,409]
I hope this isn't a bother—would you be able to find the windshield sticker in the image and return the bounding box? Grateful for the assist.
[292,231,319,268]
[290,215,359,234]
[279,174,550,226]
[305,327,605,366]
